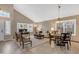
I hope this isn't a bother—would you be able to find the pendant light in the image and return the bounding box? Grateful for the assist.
[56,4,63,23]
[58,4,61,20]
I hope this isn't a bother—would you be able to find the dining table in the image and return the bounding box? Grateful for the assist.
[49,33,62,46]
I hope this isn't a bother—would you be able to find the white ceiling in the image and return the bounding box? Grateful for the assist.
[14,4,79,22]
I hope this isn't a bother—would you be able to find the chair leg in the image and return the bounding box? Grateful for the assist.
[22,43,24,49]
[16,38,18,42]
[20,42,21,46]
[49,39,51,45]
[31,41,32,47]
[55,39,58,45]
[67,43,69,49]
[69,41,71,46]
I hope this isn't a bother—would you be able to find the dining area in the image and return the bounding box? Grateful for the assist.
[15,27,72,50]
[2,19,78,54]
[48,30,72,49]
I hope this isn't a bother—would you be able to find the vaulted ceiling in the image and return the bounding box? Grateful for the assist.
[14,4,79,22]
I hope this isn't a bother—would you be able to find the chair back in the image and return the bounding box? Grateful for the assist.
[61,33,71,41]
[65,33,71,40]
[21,32,30,40]
[48,32,54,38]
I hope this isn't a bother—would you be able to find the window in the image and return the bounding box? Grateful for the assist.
[0,10,10,18]
[5,20,11,35]
[56,19,76,36]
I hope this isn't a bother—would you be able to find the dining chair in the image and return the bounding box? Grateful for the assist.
[19,32,32,49]
[60,33,72,49]
[48,33,55,45]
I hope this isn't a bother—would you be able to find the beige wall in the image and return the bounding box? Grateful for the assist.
[14,10,34,33]
[14,10,33,23]
[37,15,79,42]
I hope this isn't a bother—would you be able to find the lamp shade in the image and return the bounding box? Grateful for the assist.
[51,27,54,31]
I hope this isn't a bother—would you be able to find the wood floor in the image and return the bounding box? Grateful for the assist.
[0,38,79,54]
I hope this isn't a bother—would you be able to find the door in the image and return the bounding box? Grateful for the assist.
[0,20,4,40]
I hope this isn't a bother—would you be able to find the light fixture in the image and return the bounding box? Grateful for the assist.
[56,5,63,24]
[55,4,62,31]
[33,24,37,27]
[51,27,54,31]
[58,4,61,21]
